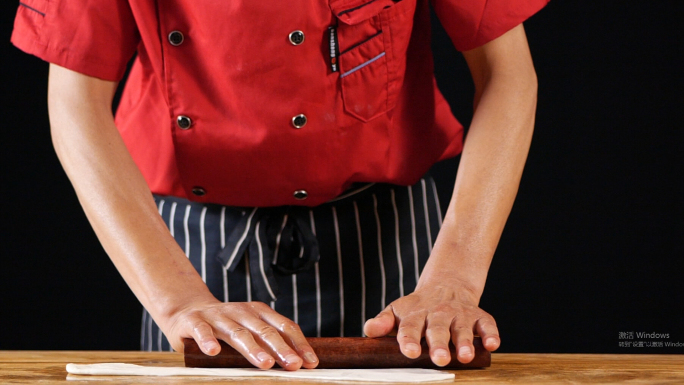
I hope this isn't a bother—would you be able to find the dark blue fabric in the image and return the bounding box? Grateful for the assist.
[141,178,443,351]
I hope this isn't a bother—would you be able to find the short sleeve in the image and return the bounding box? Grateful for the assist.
[431,0,549,52]
[10,0,140,81]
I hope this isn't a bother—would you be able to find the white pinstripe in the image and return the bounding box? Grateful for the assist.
[292,274,299,324]
[430,178,443,226]
[272,214,289,265]
[222,268,229,303]
[353,201,366,334]
[332,207,345,337]
[156,199,167,351]
[183,205,191,257]
[199,206,208,282]
[169,202,177,237]
[309,210,322,337]
[220,207,228,302]
[390,189,405,297]
[220,207,226,248]
[407,186,420,284]
[141,311,147,350]
[420,179,433,253]
[329,183,376,202]
[224,208,258,269]
[372,194,387,309]
[147,310,152,352]
[255,221,277,301]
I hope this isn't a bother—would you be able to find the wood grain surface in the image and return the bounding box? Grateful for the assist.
[1,351,684,384]
[184,337,490,369]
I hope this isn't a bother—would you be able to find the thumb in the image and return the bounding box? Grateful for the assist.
[364,306,396,337]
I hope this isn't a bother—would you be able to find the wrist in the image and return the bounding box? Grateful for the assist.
[415,272,483,304]
[148,284,219,331]
[417,224,492,303]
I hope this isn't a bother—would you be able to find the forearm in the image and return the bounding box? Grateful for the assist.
[417,25,538,302]
[47,64,214,330]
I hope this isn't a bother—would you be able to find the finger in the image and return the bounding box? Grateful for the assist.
[475,316,500,351]
[187,319,221,356]
[396,314,426,359]
[450,319,475,364]
[260,310,319,369]
[364,306,396,338]
[424,313,453,367]
[240,303,303,371]
[211,318,276,369]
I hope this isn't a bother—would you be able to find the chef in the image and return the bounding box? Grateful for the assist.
[11,0,547,370]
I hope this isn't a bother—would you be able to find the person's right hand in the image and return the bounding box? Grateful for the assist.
[163,299,319,371]
[46,65,317,371]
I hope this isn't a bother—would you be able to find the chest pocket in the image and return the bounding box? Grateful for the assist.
[329,0,417,122]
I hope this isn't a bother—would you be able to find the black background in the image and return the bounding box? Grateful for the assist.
[1,1,682,353]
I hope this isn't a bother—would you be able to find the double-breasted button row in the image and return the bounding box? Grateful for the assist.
[170,29,305,46]
[169,32,192,131]
[193,187,304,200]
[287,30,310,198]
[170,28,306,201]
[180,114,305,131]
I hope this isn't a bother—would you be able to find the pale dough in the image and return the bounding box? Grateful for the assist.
[66,363,454,383]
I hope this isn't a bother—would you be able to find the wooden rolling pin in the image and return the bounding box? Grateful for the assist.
[184,337,490,369]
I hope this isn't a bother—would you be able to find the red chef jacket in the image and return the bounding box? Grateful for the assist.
[12,0,548,207]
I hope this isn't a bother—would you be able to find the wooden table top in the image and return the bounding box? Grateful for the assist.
[1,351,683,384]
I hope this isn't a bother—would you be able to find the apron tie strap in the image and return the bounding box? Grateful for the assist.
[216,206,319,303]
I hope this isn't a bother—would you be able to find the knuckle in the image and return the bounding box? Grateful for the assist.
[201,308,221,320]
[256,325,280,339]
[451,325,474,337]
[402,309,428,322]
[191,320,210,333]
[433,303,456,314]
[452,324,470,331]
[228,307,249,320]
[281,322,302,335]
[228,326,251,340]
[480,316,498,328]
[252,301,270,311]
[425,312,449,323]
[397,319,420,330]
[425,327,450,339]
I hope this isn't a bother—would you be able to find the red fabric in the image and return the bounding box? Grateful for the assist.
[12,0,548,207]
[430,0,550,51]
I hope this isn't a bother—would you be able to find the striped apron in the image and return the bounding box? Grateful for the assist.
[142,177,443,351]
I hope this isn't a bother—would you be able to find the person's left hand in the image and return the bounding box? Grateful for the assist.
[363,278,500,366]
